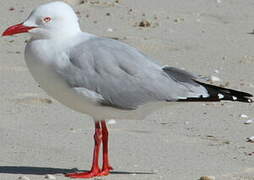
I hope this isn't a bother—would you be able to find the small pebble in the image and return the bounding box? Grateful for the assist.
[209,75,221,82]
[174,17,184,23]
[45,174,56,180]
[64,0,85,5]
[18,176,30,180]
[200,176,215,180]
[9,7,15,11]
[247,136,254,143]
[247,152,254,156]
[138,20,151,27]
[70,127,76,132]
[107,28,113,32]
[222,56,227,60]
[240,114,248,118]
[214,69,219,74]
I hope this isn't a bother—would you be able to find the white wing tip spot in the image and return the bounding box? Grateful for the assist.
[218,93,224,99]
[232,96,237,100]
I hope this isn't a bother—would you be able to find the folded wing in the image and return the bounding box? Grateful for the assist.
[57,37,215,109]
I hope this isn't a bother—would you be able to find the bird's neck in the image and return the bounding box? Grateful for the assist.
[29,31,94,51]
[31,22,82,42]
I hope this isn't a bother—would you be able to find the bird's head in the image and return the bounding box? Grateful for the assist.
[2,1,81,39]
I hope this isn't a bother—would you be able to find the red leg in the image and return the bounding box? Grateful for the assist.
[98,120,113,176]
[65,121,102,178]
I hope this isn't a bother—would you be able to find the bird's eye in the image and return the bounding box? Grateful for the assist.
[43,17,51,23]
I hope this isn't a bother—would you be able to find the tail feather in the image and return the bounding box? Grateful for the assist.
[178,81,253,103]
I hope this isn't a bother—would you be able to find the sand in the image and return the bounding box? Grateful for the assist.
[0,0,254,179]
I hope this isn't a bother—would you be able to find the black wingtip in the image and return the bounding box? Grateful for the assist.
[177,81,253,103]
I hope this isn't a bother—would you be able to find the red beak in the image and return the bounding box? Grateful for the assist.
[2,23,36,36]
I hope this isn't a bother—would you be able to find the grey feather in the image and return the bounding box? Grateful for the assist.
[56,37,209,109]
[162,66,199,86]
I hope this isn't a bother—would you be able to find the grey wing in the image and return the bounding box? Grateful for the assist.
[59,37,208,109]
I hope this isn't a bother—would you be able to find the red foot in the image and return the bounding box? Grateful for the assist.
[65,170,99,178]
[65,168,112,178]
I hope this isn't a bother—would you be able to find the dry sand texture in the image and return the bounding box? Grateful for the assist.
[0,0,254,180]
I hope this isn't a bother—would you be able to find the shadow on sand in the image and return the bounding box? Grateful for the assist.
[0,166,155,175]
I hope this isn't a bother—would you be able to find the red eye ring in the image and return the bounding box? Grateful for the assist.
[43,17,51,23]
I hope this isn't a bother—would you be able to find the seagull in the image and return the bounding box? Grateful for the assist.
[2,1,253,178]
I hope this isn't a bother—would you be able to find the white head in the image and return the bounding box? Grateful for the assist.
[2,1,81,39]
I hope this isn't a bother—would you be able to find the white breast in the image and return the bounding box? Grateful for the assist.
[24,40,99,116]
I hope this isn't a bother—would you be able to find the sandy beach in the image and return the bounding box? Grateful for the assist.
[0,0,254,179]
